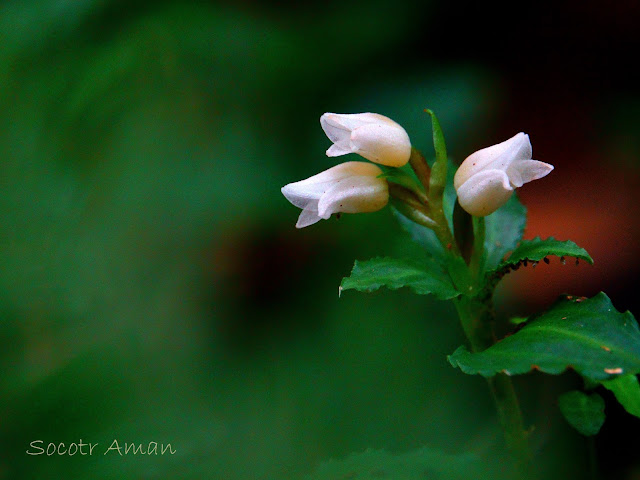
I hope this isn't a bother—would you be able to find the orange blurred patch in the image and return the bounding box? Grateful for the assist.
[503,161,640,305]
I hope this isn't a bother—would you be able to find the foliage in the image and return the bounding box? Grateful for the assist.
[483,195,527,272]
[489,237,593,276]
[558,391,606,436]
[448,293,640,381]
[340,256,459,299]
[602,374,640,419]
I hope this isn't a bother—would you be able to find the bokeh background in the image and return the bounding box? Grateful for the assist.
[1,1,639,479]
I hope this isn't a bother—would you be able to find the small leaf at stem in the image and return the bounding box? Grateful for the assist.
[424,109,448,168]
[448,293,640,381]
[558,390,606,436]
[377,165,423,193]
[392,207,445,259]
[425,110,448,205]
[602,374,640,418]
[483,194,527,272]
[340,256,460,300]
[493,237,593,274]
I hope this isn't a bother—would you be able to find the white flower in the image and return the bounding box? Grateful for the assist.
[281,161,389,228]
[320,113,411,167]
[454,133,554,217]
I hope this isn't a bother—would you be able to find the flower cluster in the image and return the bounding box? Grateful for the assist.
[281,113,411,228]
[281,111,554,228]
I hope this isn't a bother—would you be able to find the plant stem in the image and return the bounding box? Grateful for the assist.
[453,288,532,477]
[421,109,531,475]
[469,216,486,281]
[488,375,531,476]
[408,147,459,255]
[388,183,438,229]
[409,147,431,193]
[449,217,530,475]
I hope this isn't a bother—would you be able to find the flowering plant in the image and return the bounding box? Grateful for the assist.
[282,110,640,479]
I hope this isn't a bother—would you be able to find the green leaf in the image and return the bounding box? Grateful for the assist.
[425,110,449,215]
[558,390,606,436]
[378,165,422,193]
[493,237,593,272]
[442,159,459,230]
[392,207,445,260]
[448,293,640,381]
[424,109,448,172]
[391,157,458,253]
[483,194,527,272]
[602,374,640,418]
[306,447,512,480]
[340,256,459,300]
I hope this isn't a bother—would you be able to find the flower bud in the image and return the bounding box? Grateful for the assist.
[281,161,389,228]
[320,113,411,167]
[454,133,554,216]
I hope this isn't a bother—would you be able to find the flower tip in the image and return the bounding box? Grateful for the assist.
[282,161,389,228]
[320,112,339,128]
[319,112,411,167]
[281,183,294,199]
[537,161,554,179]
[326,144,348,157]
[455,132,552,216]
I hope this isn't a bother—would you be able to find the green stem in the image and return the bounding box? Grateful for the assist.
[420,111,461,256]
[420,109,531,474]
[409,147,431,193]
[488,375,531,476]
[469,216,486,283]
[388,183,438,229]
[454,296,532,476]
[407,146,459,255]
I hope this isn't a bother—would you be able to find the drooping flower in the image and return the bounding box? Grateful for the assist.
[454,133,554,216]
[281,161,389,228]
[320,113,411,167]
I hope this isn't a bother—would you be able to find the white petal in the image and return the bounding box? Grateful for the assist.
[282,162,384,222]
[320,114,352,153]
[296,209,323,228]
[282,162,380,209]
[321,112,387,131]
[456,169,513,217]
[349,123,411,167]
[326,143,353,157]
[321,113,411,166]
[281,184,320,211]
[317,176,388,219]
[507,160,554,188]
[454,133,531,190]
[330,161,383,178]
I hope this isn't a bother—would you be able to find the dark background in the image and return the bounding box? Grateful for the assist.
[0,1,638,478]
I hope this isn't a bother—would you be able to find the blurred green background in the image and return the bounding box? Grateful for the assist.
[1,1,639,479]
